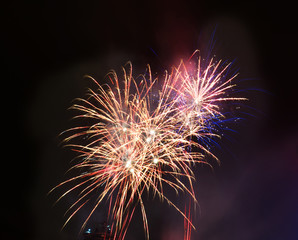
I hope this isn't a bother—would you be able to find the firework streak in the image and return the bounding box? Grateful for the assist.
[50,52,246,239]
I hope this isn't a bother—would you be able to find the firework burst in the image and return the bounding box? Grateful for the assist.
[171,51,247,159]
[51,52,245,239]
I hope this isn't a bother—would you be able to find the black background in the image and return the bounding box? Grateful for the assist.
[4,0,298,239]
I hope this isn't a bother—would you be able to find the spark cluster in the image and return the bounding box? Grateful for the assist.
[51,52,245,239]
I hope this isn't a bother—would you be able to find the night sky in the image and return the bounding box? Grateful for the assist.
[5,1,298,240]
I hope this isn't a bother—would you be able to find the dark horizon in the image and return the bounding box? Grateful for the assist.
[5,1,297,239]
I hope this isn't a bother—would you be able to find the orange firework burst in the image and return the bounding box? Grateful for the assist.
[51,52,245,239]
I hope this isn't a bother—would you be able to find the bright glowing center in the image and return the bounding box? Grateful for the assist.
[126,160,131,168]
